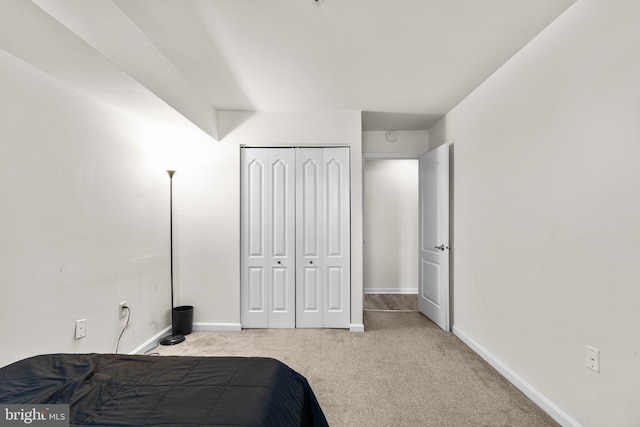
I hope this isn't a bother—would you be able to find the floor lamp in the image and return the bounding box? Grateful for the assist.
[160,170,185,346]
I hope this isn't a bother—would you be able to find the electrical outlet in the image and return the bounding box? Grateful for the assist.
[75,319,86,339]
[119,302,128,319]
[586,345,600,373]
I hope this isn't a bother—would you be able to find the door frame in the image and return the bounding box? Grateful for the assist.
[363,151,452,330]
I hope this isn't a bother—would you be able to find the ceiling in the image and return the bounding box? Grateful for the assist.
[2,0,577,136]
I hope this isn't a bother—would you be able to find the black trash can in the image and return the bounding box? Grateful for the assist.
[172,305,194,336]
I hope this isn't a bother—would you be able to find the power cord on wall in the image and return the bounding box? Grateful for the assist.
[115,306,130,354]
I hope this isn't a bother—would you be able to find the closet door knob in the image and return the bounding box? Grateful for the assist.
[309,261,314,265]
[277,261,282,265]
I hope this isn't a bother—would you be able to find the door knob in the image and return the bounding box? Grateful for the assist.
[277,261,282,265]
[435,244,446,251]
[309,261,314,264]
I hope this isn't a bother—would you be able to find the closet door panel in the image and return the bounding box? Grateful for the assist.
[325,158,345,257]
[271,267,288,311]
[326,267,344,311]
[247,267,265,311]
[271,158,289,257]
[248,159,265,257]
[267,149,295,328]
[241,149,269,327]
[302,266,321,311]
[322,148,351,328]
[300,158,321,258]
[296,149,324,328]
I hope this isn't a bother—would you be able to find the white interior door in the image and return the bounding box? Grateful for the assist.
[241,148,295,328]
[418,144,450,331]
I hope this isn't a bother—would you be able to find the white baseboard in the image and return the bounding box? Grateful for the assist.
[364,287,418,294]
[452,326,581,427]
[193,322,242,332]
[350,323,365,332]
[131,326,171,355]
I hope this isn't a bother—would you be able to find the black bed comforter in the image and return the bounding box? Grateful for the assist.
[0,354,329,427]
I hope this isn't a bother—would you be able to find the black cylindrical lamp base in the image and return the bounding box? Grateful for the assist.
[159,334,185,346]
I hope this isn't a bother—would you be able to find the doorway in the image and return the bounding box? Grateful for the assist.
[363,158,419,311]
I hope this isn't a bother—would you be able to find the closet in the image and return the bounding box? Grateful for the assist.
[240,147,350,328]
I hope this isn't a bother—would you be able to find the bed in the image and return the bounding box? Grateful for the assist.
[0,353,329,427]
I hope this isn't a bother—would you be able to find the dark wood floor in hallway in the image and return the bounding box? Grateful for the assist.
[364,293,418,311]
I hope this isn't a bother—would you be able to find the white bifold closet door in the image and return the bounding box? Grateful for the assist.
[295,148,350,328]
[241,148,296,328]
[241,147,350,328]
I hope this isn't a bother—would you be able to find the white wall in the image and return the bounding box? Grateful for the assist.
[364,160,418,294]
[363,130,428,155]
[0,61,363,368]
[0,51,166,366]
[0,50,228,367]
[219,110,364,329]
[168,137,239,328]
[430,0,640,425]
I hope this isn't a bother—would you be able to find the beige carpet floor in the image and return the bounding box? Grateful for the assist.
[148,311,558,427]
